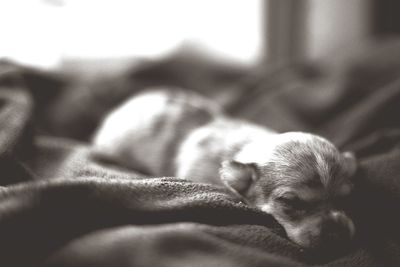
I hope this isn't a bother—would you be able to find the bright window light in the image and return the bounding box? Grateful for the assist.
[0,0,262,68]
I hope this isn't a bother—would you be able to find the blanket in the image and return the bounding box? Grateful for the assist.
[1,39,400,267]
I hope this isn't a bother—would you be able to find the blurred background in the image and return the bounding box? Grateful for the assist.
[0,0,261,68]
[2,0,397,69]
[1,0,400,146]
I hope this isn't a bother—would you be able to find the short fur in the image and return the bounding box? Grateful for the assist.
[93,88,357,249]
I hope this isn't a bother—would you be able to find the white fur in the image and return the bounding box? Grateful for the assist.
[93,90,177,174]
[175,118,276,183]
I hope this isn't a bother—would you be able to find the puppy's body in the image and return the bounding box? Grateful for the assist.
[93,90,219,176]
[93,90,272,180]
[93,89,357,249]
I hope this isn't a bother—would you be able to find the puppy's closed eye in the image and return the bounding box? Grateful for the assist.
[277,195,310,210]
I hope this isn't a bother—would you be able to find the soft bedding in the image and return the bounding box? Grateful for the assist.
[1,40,400,267]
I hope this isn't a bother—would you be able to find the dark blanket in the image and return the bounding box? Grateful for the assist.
[1,40,400,267]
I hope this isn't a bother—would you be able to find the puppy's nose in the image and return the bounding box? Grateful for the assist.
[321,211,355,246]
[330,210,355,238]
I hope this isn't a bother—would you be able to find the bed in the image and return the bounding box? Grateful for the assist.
[1,39,400,267]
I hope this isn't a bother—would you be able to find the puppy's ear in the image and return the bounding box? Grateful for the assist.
[342,151,357,176]
[219,160,258,195]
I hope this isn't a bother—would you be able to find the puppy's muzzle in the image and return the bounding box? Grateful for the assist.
[320,210,355,247]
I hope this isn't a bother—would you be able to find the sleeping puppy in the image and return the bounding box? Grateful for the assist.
[92,88,357,250]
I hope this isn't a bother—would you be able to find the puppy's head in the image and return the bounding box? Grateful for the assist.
[220,132,357,249]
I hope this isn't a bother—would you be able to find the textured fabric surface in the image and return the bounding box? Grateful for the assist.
[1,40,400,266]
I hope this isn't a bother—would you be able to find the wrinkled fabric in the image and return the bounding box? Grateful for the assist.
[1,40,400,267]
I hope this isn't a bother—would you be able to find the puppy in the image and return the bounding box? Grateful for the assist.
[92,88,357,249]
